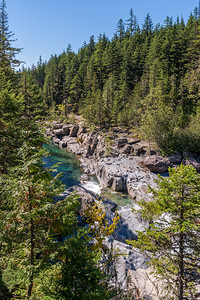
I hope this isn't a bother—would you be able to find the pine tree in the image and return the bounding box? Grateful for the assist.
[128,164,200,300]
[0,0,21,77]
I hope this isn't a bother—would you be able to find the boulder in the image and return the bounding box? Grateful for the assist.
[119,144,132,155]
[59,140,67,148]
[103,239,147,289]
[67,185,96,216]
[77,125,87,136]
[62,124,71,135]
[115,208,149,243]
[133,144,146,156]
[84,145,94,157]
[116,138,128,147]
[102,198,118,212]
[184,157,200,172]
[100,166,114,187]
[53,128,63,136]
[52,137,60,144]
[144,155,170,173]
[70,125,79,137]
[52,122,63,130]
[111,176,127,192]
[168,152,182,164]
[127,268,167,300]
[67,142,83,155]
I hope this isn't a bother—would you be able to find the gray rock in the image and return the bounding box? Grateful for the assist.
[62,124,71,135]
[53,128,63,136]
[59,140,67,148]
[77,125,87,136]
[52,137,60,144]
[111,176,127,192]
[144,155,170,173]
[100,166,114,187]
[102,198,118,212]
[127,138,141,145]
[168,152,182,164]
[133,144,146,156]
[52,122,63,130]
[119,144,132,154]
[115,208,149,243]
[117,138,128,147]
[67,142,84,155]
[70,125,79,137]
[184,157,200,171]
[103,239,147,289]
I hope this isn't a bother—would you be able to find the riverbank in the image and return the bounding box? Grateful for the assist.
[45,121,200,298]
[45,120,200,202]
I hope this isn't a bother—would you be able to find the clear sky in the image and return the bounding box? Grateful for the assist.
[6,0,199,68]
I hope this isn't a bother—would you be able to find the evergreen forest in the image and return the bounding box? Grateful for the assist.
[28,6,200,154]
[1,0,200,299]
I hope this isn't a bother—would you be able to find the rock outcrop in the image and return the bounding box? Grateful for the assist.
[144,155,170,173]
[58,185,149,289]
[46,121,200,298]
[46,122,200,202]
[46,122,160,202]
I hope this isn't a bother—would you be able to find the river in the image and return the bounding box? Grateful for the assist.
[43,142,133,208]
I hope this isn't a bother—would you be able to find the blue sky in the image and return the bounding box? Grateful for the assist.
[6,0,198,67]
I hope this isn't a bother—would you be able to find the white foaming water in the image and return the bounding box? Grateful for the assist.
[81,179,101,195]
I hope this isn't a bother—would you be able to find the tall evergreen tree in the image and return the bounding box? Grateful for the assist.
[0,0,21,77]
[129,164,200,300]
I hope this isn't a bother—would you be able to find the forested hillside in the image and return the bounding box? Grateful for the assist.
[29,7,200,154]
[0,1,121,298]
[1,0,200,298]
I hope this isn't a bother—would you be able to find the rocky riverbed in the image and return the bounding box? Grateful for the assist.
[46,121,200,200]
[45,121,200,298]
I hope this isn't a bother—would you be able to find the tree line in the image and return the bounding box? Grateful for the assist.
[0,1,122,298]
[26,6,200,154]
[1,0,200,299]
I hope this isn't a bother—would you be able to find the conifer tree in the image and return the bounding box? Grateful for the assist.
[0,0,21,77]
[128,164,200,300]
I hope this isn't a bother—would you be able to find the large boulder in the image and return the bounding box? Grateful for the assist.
[127,268,167,300]
[144,155,170,173]
[53,128,63,136]
[111,176,127,192]
[62,124,71,135]
[103,239,148,289]
[119,144,132,155]
[168,152,182,164]
[70,125,79,137]
[184,156,200,172]
[115,208,149,242]
[67,185,96,216]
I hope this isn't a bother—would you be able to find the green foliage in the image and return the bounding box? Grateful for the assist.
[31,7,200,154]
[128,164,200,299]
[141,100,178,154]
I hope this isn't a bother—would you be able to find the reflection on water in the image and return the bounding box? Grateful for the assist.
[100,188,135,209]
[43,143,82,188]
[82,177,134,209]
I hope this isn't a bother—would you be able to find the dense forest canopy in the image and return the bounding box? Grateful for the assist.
[1,0,200,299]
[0,1,121,298]
[27,5,200,154]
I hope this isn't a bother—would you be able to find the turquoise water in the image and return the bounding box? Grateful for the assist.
[44,142,134,207]
[43,143,82,188]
